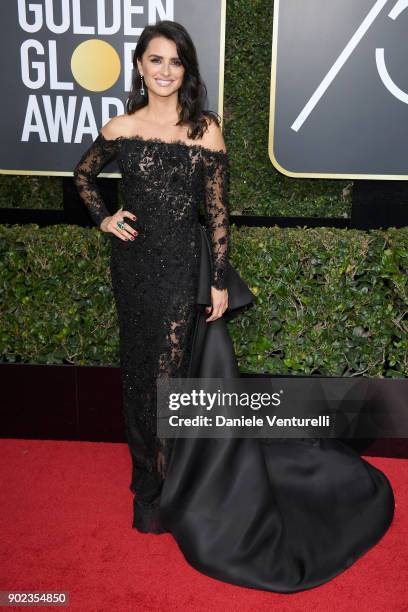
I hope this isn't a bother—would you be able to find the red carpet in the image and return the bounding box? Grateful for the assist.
[1,439,406,611]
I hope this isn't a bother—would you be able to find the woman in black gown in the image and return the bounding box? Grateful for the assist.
[74,20,395,594]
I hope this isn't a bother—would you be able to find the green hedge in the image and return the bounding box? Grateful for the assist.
[0,0,351,218]
[1,224,406,376]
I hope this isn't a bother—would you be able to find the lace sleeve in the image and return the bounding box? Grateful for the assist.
[73,132,118,228]
[202,149,231,290]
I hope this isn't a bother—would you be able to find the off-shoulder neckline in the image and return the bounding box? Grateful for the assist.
[97,130,229,157]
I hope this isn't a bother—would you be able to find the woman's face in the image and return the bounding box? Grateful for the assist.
[137,36,185,99]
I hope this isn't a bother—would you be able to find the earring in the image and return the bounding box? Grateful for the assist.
[140,74,145,96]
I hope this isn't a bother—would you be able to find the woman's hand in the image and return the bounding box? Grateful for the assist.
[205,286,228,322]
[100,207,138,241]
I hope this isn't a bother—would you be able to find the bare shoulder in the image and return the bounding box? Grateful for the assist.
[199,115,227,153]
[100,115,135,140]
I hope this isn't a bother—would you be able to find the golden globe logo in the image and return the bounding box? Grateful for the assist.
[71,40,121,92]
[17,0,174,142]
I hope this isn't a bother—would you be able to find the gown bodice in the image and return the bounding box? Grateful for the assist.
[73,130,231,290]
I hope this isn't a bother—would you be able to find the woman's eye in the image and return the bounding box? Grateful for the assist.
[151,58,182,66]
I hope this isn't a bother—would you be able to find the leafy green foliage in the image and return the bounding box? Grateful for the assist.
[1,224,406,376]
[0,224,119,365]
[0,175,62,210]
[228,226,408,377]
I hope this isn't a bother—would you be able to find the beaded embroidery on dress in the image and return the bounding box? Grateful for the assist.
[73,129,230,532]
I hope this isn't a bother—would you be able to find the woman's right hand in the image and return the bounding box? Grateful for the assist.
[100,207,138,241]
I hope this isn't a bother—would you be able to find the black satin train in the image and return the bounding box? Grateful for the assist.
[159,225,395,593]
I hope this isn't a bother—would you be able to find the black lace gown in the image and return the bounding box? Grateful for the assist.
[73,131,395,593]
[74,130,230,530]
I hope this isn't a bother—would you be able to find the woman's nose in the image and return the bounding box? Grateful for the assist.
[161,63,171,76]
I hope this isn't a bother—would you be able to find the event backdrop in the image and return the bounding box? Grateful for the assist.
[0,0,226,176]
[270,0,408,179]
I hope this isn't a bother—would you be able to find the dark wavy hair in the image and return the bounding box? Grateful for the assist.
[125,20,221,141]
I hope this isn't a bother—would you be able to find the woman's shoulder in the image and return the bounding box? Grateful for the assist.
[198,114,227,154]
[99,114,137,140]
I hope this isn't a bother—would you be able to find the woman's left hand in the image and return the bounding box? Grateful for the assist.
[205,287,228,322]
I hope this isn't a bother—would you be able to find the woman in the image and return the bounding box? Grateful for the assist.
[74,20,394,593]
[74,19,235,532]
